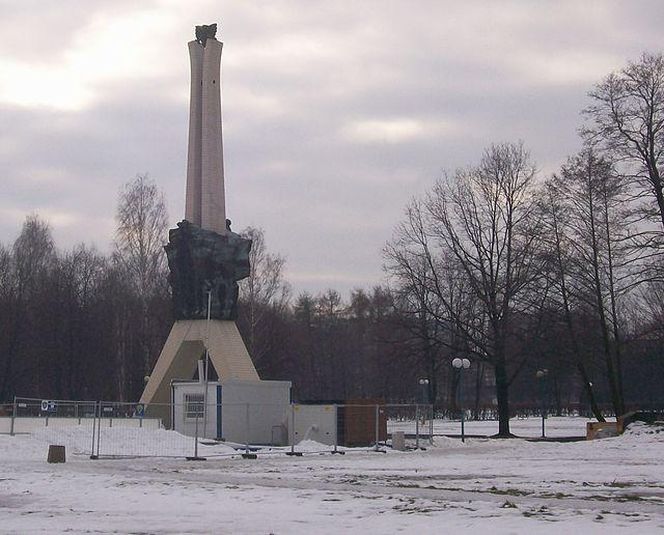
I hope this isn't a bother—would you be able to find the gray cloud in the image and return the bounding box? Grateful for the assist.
[1,0,663,295]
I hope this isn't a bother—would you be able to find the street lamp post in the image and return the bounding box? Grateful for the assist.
[536,369,549,438]
[452,358,471,442]
[202,289,212,439]
[414,378,429,449]
[418,378,430,405]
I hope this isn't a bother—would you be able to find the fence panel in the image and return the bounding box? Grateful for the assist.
[0,403,15,434]
[95,401,195,458]
[384,404,434,449]
[4,398,98,455]
[91,401,295,459]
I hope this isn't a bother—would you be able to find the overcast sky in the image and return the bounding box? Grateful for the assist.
[1,1,662,295]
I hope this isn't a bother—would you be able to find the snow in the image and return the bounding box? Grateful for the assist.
[32,425,239,458]
[1,417,663,533]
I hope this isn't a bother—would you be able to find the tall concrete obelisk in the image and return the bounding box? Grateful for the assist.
[185,25,226,235]
[140,24,258,417]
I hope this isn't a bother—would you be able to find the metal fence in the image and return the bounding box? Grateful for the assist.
[1,398,99,455]
[1,397,435,459]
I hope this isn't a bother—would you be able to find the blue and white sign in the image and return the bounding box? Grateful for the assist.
[40,400,56,412]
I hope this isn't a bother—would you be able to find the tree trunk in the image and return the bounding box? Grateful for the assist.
[649,163,664,231]
[0,311,20,401]
[586,171,623,418]
[601,186,625,414]
[494,356,511,437]
[547,191,605,422]
[473,362,484,419]
[577,362,604,422]
[552,372,562,417]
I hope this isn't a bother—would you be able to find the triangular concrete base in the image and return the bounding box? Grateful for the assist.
[140,320,259,408]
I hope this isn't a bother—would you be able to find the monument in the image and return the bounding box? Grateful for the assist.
[185,23,227,236]
[140,23,260,412]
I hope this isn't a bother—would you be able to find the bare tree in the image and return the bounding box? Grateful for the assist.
[584,53,664,235]
[238,227,290,371]
[57,245,107,398]
[385,233,469,410]
[13,215,55,296]
[114,174,168,297]
[0,243,17,401]
[386,142,543,436]
[1,216,56,398]
[539,177,605,420]
[291,292,319,398]
[554,149,629,416]
[114,174,169,381]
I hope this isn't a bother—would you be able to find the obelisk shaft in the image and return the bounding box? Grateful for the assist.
[185,38,226,235]
[185,42,203,227]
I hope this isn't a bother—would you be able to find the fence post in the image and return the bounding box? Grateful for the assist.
[76,402,80,425]
[90,401,98,459]
[330,404,345,455]
[186,405,206,461]
[333,404,339,454]
[194,414,199,458]
[374,404,380,452]
[291,403,295,454]
[245,403,250,455]
[286,403,301,456]
[9,396,17,436]
[96,402,102,456]
[429,404,434,445]
[415,404,420,449]
[241,403,257,459]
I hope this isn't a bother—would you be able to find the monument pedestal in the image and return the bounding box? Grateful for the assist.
[140,320,259,407]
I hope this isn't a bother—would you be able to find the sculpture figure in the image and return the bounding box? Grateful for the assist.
[165,219,251,321]
[195,23,217,47]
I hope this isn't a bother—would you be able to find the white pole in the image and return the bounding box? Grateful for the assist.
[374,405,380,452]
[290,404,296,455]
[95,402,102,458]
[245,403,250,455]
[415,404,420,449]
[9,396,16,436]
[333,404,338,453]
[429,405,434,445]
[202,290,212,439]
[90,402,97,458]
[194,414,199,458]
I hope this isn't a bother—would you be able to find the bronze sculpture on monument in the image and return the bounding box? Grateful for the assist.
[165,219,250,321]
[140,24,262,416]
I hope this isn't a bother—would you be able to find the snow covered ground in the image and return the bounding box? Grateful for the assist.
[1,417,662,534]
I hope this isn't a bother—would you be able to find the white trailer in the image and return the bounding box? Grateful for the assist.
[171,379,291,445]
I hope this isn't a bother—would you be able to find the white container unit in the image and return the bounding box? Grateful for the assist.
[171,379,291,445]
